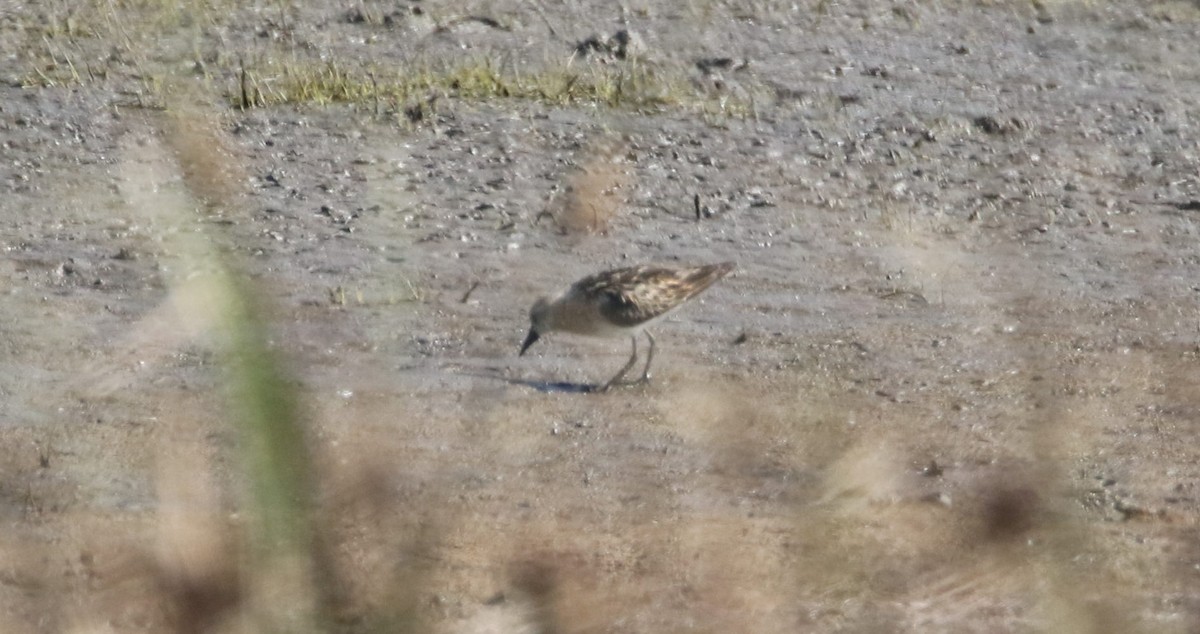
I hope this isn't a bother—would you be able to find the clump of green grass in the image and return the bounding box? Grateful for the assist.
[26,53,757,120]
[230,56,729,116]
[20,0,762,119]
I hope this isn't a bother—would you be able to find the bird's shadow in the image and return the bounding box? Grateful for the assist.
[457,368,598,394]
[512,378,598,394]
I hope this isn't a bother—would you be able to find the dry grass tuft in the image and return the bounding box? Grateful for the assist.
[160,106,245,208]
[145,444,244,634]
[545,140,633,235]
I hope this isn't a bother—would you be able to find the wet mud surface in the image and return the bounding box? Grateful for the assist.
[2,1,1200,631]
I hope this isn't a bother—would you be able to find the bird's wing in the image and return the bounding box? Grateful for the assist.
[579,265,732,328]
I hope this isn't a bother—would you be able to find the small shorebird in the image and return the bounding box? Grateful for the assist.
[520,262,734,391]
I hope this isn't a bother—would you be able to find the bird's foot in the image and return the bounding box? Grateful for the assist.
[594,375,651,392]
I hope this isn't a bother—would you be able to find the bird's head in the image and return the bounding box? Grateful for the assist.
[520,297,552,355]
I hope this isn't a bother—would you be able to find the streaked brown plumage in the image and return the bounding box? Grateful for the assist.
[521,262,734,391]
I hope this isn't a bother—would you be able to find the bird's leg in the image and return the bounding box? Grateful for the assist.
[636,331,655,384]
[600,334,639,392]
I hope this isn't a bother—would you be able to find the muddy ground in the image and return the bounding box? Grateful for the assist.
[2,0,1200,632]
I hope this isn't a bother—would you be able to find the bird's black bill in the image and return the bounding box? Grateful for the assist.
[519,329,540,355]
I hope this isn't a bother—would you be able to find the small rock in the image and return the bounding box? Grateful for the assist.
[974,115,1025,135]
[695,57,747,74]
